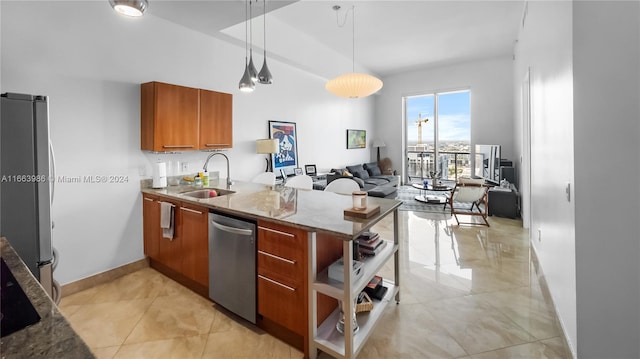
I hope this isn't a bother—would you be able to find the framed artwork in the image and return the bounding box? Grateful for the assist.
[346,129,366,149]
[305,164,317,176]
[294,167,303,176]
[269,121,299,175]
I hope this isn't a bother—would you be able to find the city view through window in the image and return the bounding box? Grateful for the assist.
[405,90,471,182]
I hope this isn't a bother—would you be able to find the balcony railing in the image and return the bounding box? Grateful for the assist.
[407,150,471,183]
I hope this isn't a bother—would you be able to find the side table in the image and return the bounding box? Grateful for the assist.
[488,187,519,218]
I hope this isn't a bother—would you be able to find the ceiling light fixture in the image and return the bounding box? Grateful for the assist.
[109,0,148,17]
[239,0,256,92]
[326,5,383,98]
[258,0,273,84]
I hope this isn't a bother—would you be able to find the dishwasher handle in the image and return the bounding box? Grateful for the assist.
[211,219,254,237]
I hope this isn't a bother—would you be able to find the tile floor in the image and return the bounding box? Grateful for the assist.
[59,211,572,359]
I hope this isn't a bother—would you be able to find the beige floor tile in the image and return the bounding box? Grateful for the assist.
[66,298,154,348]
[59,285,100,307]
[87,267,167,304]
[470,340,569,359]
[114,335,208,359]
[201,324,288,359]
[124,291,216,344]
[425,295,534,354]
[91,346,120,359]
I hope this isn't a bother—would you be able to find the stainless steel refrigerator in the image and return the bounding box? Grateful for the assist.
[0,92,60,303]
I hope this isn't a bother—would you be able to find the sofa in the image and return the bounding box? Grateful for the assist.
[326,162,398,198]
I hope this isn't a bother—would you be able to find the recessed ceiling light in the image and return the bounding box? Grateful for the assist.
[109,0,148,17]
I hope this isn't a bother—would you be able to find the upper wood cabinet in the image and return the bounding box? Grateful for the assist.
[141,82,233,152]
[199,89,232,150]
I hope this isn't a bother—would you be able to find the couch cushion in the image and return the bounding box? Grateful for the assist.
[363,162,382,176]
[363,178,389,186]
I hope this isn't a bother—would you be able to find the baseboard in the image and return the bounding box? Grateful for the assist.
[60,258,149,298]
[530,246,577,359]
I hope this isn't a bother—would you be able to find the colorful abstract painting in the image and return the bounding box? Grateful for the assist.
[268,121,298,175]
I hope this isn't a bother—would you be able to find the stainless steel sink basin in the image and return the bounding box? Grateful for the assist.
[180,188,234,199]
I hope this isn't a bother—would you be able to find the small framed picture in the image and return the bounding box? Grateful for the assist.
[305,164,317,176]
[294,167,303,176]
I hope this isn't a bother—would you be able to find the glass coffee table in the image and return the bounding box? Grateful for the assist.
[412,183,453,204]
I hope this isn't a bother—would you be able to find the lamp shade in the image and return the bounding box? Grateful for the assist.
[109,0,148,17]
[256,139,279,154]
[325,73,383,98]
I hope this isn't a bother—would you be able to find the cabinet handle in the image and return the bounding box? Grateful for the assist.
[180,207,202,215]
[204,143,230,147]
[162,145,195,149]
[258,250,296,265]
[258,275,296,292]
[144,197,154,202]
[258,226,295,238]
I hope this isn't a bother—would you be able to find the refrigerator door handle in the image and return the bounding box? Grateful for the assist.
[52,247,59,272]
[49,141,56,205]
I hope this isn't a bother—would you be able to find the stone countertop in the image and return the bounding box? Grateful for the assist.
[142,178,401,240]
[0,237,94,358]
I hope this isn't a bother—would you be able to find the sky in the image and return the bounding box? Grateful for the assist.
[406,90,470,144]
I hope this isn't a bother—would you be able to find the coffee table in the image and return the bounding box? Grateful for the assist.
[412,183,453,204]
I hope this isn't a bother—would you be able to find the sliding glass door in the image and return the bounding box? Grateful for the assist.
[405,90,471,183]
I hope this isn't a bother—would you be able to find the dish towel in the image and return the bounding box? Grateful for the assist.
[160,202,174,240]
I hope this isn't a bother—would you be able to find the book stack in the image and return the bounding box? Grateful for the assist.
[364,275,388,300]
[357,231,387,256]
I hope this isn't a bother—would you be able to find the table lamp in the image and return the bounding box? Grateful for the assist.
[256,139,279,172]
[372,138,386,162]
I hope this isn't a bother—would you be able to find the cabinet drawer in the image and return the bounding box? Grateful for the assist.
[257,275,305,335]
[258,250,301,287]
[258,225,303,263]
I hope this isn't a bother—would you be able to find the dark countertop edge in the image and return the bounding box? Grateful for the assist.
[0,237,95,358]
[141,185,401,241]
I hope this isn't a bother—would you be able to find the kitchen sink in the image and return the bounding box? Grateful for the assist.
[180,188,234,199]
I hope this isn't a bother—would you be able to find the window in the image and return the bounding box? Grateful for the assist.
[405,90,471,182]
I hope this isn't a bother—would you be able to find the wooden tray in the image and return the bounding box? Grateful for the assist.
[344,205,380,218]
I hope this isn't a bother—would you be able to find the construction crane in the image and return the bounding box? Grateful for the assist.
[415,113,429,144]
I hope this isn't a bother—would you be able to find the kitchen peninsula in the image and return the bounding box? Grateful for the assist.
[141,179,401,359]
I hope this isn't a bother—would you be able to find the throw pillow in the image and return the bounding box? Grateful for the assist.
[352,169,370,180]
[342,170,353,177]
[365,164,382,177]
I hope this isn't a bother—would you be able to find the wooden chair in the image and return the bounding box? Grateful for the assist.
[447,177,490,226]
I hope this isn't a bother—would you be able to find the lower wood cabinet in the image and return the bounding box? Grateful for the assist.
[142,193,209,296]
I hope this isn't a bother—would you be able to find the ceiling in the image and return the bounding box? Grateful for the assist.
[148,0,525,79]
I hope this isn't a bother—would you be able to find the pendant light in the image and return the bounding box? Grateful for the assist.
[239,0,256,92]
[258,0,273,84]
[109,0,148,17]
[247,0,259,81]
[326,5,383,98]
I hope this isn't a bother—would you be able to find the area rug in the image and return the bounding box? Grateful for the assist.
[395,186,450,213]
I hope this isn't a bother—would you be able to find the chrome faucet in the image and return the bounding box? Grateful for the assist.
[203,152,232,188]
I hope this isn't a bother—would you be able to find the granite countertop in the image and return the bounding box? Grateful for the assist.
[0,237,94,358]
[142,178,401,240]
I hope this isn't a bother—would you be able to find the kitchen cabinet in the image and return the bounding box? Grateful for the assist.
[257,222,307,336]
[141,81,199,152]
[199,89,232,150]
[179,202,209,287]
[141,82,233,152]
[141,194,208,297]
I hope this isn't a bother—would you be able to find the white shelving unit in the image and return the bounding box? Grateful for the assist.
[307,209,400,359]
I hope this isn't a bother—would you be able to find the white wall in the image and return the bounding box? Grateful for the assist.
[573,2,640,358]
[374,57,514,182]
[1,1,375,284]
[513,1,576,355]
[514,1,640,358]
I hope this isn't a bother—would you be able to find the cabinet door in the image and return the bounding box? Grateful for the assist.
[180,203,209,287]
[142,195,160,260]
[141,82,199,151]
[258,275,305,335]
[199,89,232,150]
[157,199,182,272]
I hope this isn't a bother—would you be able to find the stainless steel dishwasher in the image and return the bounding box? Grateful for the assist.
[208,212,256,324]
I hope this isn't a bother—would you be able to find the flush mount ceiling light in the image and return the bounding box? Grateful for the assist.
[109,0,148,17]
[326,5,383,99]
